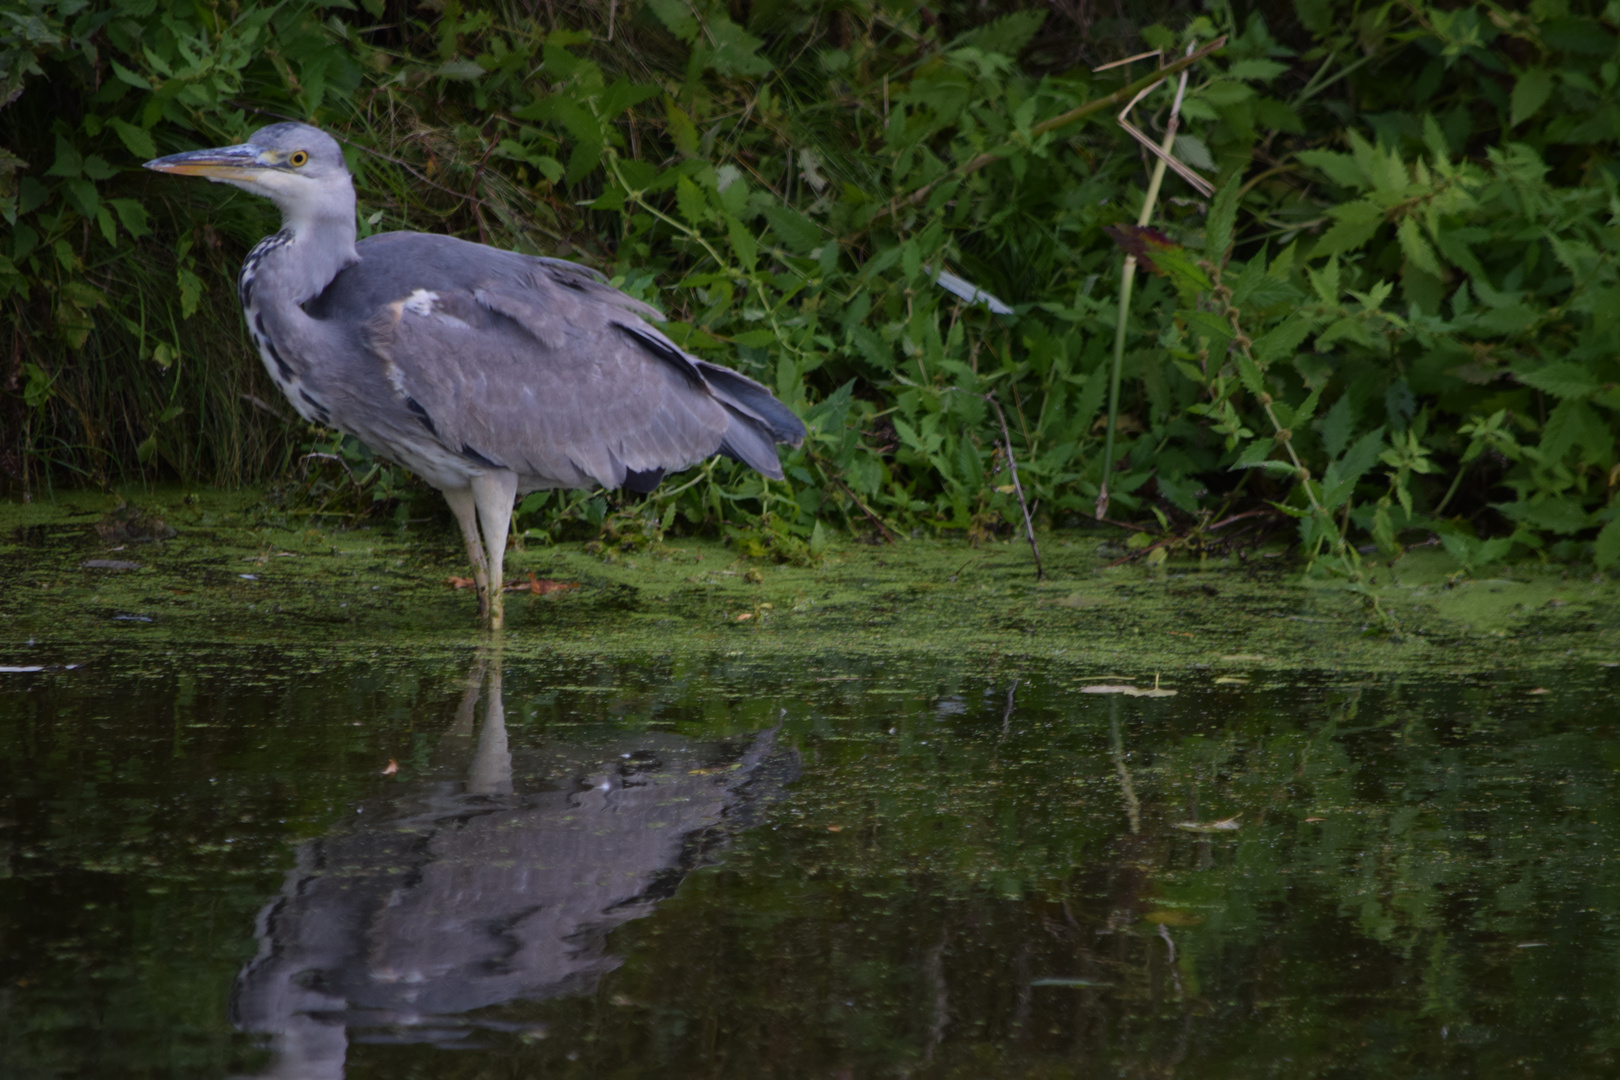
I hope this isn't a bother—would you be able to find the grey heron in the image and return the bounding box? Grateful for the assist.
[145,123,804,630]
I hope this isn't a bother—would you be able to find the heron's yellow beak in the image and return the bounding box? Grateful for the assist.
[144,142,265,180]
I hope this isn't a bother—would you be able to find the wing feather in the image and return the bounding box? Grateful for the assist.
[309,232,801,491]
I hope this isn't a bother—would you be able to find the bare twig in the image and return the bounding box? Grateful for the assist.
[986,394,1044,581]
[830,474,899,544]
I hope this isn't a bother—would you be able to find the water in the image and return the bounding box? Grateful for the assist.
[2,648,1617,1077]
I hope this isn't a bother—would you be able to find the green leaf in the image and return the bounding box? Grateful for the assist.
[1293,383,1325,428]
[598,78,660,120]
[1181,309,1234,346]
[761,205,822,253]
[1297,150,1365,189]
[1233,437,1277,468]
[725,216,757,270]
[1252,314,1314,364]
[178,268,203,319]
[1228,58,1289,82]
[1510,68,1553,128]
[1396,217,1442,277]
[45,133,82,179]
[675,176,709,226]
[1595,519,1620,570]
[1173,134,1215,172]
[1200,80,1255,106]
[1205,173,1242,262]
[1236,354,1266,397]
[1518,363,1601,400]
[1320,428,1385,510]
[1317,395,1354,458]
[1313,200,1383,258]
[950,10,1047,55]
[644,0,697,39]
[695,18,771,78]
[107,118,156,160]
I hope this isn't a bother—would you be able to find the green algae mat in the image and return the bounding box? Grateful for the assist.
[4,488,1619,675]
[5,491,1620,1078]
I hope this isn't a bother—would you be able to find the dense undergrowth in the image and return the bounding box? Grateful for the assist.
[4,0,1619,579]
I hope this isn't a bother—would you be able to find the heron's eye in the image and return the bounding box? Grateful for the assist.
[289,150,309,167]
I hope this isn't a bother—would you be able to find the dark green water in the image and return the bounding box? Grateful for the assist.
[2,647,1618,1078]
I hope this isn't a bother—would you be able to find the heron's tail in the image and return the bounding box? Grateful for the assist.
[697,361,806,480]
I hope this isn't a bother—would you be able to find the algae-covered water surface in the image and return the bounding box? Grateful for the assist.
[4,493,1620,1077]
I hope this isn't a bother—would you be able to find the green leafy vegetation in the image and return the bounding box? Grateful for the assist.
[4,0,1619,582]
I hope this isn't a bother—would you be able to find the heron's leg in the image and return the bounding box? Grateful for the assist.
[442,486,491,620]
[470,470,519,631]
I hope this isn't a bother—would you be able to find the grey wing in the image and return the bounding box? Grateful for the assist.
[338,238,803,490]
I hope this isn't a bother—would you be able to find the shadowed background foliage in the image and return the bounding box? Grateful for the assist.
[3,0,1618,576]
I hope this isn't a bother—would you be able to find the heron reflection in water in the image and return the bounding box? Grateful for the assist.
[230,657,794,1078]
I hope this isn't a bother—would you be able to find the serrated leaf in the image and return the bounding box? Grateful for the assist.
[109,198,149,239]
[950,10,1047,55]
[761,204,822,253]
[1205,173,1242,262]
[675,176,709,226]
[1317,395,1354,458]
[1397,216,1442,277]
[1233,437,1277,468]
[1252,314,1314,364]
[1296,150,1365,189]
[1173,134,1214,172]
[107,118,155,160]
[1510,68,1553,128]
[1313,200,1383,258]
[1182,309,1235,346]
[1294,384,1325,428]
[1518,362,1601,400]
[1236,354,1266,396]
[725,216,757,271]
[45,133,82,179]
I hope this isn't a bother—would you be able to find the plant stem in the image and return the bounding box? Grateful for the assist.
[1097,46,1195,520]
[987,394,1044,580]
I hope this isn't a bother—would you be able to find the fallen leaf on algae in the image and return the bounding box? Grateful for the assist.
[506,573,579,595]
[381,759,398,777]
[1174,815,1241,833]
[1527,687,1550,695]
[1214,676,1249,684]
[736,612,754,621]
[1080,684,1177,698]
[446,576,476,590]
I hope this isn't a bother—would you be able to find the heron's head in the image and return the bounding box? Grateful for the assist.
[146,122,353,223]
